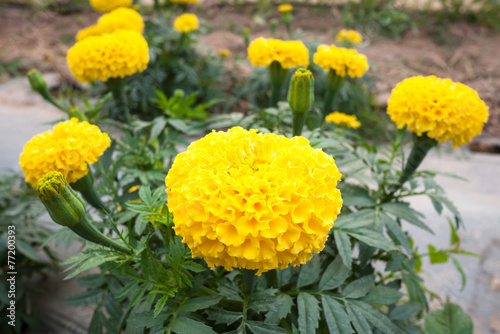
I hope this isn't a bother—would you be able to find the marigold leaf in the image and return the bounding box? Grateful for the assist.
[322,295,353,334]
[318,255,350,291]
[334,230,352,269]
[342,275,375,299]
[171,317,216,334]
[246,321,288,334]
[297,292,320,334]
[206,308,243,326]
[424,303,473,334]
[349,300,401,334]
[179,296,222,313]
[362,286,403,305]
[389,302,421,320]
[297,253,321,289]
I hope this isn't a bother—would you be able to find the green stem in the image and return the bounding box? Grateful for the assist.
[321,70,346,124]
[106,78,130,123]
[292,112,306,137]
[241,269,258,296]
[70,215,131,254]
[71,171,106,212]
[269,61,288,108]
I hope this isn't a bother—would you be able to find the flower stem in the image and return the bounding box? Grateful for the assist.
[106,78,130,123]
[269,61,288,108]
[241,269,258,296]
[292,111,306,137]
[322,70,345,124]
[71,171,106,212]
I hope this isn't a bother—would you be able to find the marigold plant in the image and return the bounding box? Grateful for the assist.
[325,111,361,129]
[76,7,144,41]
[19,118,110,187]
[165,127,343,274]
[89,0,132,12]
[336,29,363,45]
[387,76,489,147]
[67,29,149,83]
[173,13,199,33]
[248,37,309,69]
[314,44,369,78]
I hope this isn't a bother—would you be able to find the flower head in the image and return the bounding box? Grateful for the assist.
[89,0,132,12]
[165,127,342,275]
[313,44,368,78]
[387,76,489,147]
[248,37,309,69]
[336,29,363,45]
[76,7,144,41]
[219,49,231,57]
[278,4,293,13]
[67,29,149,83]
[20,118,111,187]
[171,0,198,3]
[325,112,361,129]
[173,13,199,33]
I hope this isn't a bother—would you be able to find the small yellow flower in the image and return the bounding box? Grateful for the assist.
[248,37,309,69]
[313,44,368,78]
[278,4,293,13]
[165,127,343,275]
[20,118,111,187]
[325,112,361,129]
[219,49,231,57]
[336,29,363,45]
[173,13,199,33]
[67,29,149,83]
[171,0,198,3]
[76,7,144,41]
[89,0,132,12]
[387,76,489,147]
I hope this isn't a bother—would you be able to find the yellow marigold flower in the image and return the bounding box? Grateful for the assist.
[171,0,198,3]
[219,49,231,57]
[67,29,149,83]
[89,0,132,12]
[20,118,111,187]
[248,37,309,69]
[313,44,368,78]
[278,4,293,13]
[387,76,489,147]
[76,7,144,41]
[336,29,363,45]
[165,127,343,275]
[325,112,361,129]
[173,13,199,33]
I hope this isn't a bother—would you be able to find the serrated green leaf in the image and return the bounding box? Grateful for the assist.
[117,281,140,299]
[206,308,243,326]
[425,303,473,334]
[64,289,103,306]
[342,275,375,299]
[154,295,170,318]
[334,209,376,230]
[263,294,294,324]
[350,300,401,334]
[179,296,221,313]
[171,317,216,334]
[129,283,149,307]
[128,312,169,328]
[322,295,353,334]
[378,212,412,254]
[427,245,448,264]
[65,255,121,280]
[182,261,206,273]
[346,303,372,334]
[297,292,320,334]
[362,286,403,305]
[382,202,434,234]
[451,257,466,291]
[448,219,460,246]
[16,239,39,261]
[334,230,352,269]
[88,309,104,334]
[389,302,421,320]
[346,229,396,252]
[340,185,376,207]
[297,253,321,289]
[319,255,350,291]
[246,321,288,334]
[150,117,168,142]
[429,194,462,226]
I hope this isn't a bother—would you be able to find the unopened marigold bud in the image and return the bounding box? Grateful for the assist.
[37,171,86,227]
[288,68,314,114]
[27,69,48,94]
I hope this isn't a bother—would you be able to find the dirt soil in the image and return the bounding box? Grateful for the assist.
[1,4,499,138]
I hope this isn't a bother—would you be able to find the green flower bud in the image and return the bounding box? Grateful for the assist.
[37,171,86,227]
[287,68,314,114]
[27,69,48,94]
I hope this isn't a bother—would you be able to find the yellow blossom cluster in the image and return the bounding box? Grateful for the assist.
[67,29,149,83]
[89,0,132,12]
[387,76,489,147]
[313,45,369,78]
[278,4,293,13]
[248,38,309,69]
[76,7,144,41]
[165,127,343,275]
[336,29,363,45]
[20,118,111,187]
[325,112,361,129]
[173,13,199,33]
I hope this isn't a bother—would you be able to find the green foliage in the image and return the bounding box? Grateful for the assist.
[425,303,473,334]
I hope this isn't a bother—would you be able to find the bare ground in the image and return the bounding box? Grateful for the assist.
[1,4,499,137]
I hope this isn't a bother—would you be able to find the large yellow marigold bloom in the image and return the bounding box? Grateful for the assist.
[336,29,363,45]
[387,76,489,147]
[248,37,309,69]
[20,118,111,187]
[76,7,144,41]
[165,127,343,275]
[325,112,361,129]
[67,29,149,83]
[313,44,368,78]
[89,0,132,12]
[173,13,199,33]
